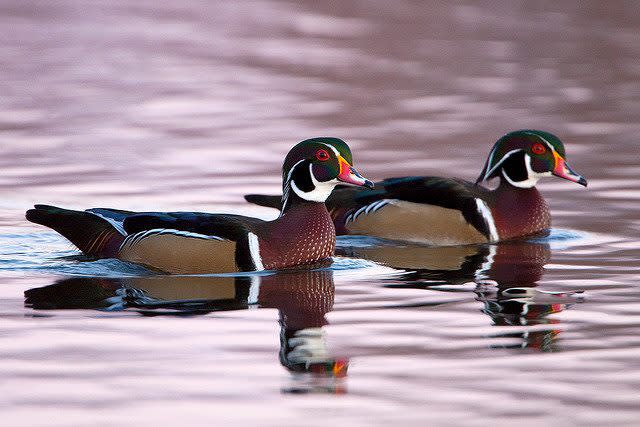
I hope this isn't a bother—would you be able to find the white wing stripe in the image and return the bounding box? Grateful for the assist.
[346,199,391,224]
[119,228,224,251]
[88,211,127,236]
[368,199,389,214]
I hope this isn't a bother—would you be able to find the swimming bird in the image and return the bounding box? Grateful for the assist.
[245,130,587,245]
[26,137,373,273]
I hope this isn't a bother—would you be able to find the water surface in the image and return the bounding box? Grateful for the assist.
[1,1,639,425]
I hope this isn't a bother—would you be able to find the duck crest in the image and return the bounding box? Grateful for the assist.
[490,183,550,240]
[258,202,336,270]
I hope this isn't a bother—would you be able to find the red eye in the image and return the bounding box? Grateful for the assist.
[315,149,330,161]
[532,143,546,155]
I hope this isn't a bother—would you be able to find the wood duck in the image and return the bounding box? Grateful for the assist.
[26,137,373,274]
[245,130,587,245]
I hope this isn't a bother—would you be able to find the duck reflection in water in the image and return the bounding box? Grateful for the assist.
[339,239,583,351]
[24,263,347,392]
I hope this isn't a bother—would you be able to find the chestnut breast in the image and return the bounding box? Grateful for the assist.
[491,186,551,240]
[257,203,336,270]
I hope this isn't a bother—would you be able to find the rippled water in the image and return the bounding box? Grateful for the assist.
[2,1,640,425]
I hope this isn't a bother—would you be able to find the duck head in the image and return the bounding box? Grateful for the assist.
[281,137,373,211]
[476,130,587,188]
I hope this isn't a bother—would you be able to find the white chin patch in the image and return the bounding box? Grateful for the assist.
[502,154,551,188]
[291,177,338,202]
[290,164,339,202]
[281,162,339,213]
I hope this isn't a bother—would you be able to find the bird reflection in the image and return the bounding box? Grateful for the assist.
[24,264,348,390]
[340,239,583,351]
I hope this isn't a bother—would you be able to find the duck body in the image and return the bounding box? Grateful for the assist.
[26,138,371,274]
[341,178,552,245]
[489,182,550,241]
[326,176,548,245]
[246,130,586,246]
[328,176,494,245]
[255,201,336,270]
[113,202,335,273]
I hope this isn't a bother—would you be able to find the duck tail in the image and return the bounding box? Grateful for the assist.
[26,204,125,257]
[243,194,283,210]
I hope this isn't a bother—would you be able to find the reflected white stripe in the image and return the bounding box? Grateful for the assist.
[248,275,260,307]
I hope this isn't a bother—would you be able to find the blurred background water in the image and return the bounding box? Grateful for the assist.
[1,1,639,425]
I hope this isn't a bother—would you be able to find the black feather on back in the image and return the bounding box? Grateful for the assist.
[243,194,283,210]
[122,212,264,241]
[26,205,124,256]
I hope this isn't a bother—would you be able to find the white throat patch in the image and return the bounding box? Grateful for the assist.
[501,153,551,188]
[290,163,338,202]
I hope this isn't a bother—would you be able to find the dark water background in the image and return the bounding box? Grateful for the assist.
[1,1,639,425]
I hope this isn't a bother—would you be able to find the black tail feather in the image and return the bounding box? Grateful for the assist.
[26,205,124,257]
[243,194,283,210]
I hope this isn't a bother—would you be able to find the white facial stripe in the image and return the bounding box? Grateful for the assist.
[247,232,264,271]
[284,159,305,186]
[524,131,555,152]
[319,142,340,157]
[475,199,499,242]
[484,146,498,178]
[281,159,307,215]
[483,149,523,181]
